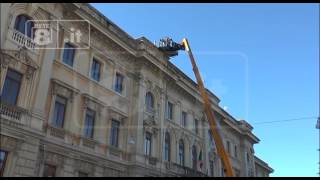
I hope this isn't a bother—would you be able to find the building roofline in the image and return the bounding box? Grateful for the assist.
[76,3,220,105]
[79,2,260,144]
[85,3,137,45]
[254,156,274,173]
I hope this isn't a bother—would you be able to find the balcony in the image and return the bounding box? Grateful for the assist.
[47,125,66,139]
[166,162,208,177]
[81,137,98,150]
[108,145,123,159]
[8,28,36,50]
[142,155,158,166]
[46,125,99,151]
[0,102,30,128]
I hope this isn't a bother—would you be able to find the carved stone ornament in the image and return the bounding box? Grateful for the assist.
[0,48,38,79]
[51,79,79,102]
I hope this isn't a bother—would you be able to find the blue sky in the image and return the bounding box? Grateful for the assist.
[91,3,319,177]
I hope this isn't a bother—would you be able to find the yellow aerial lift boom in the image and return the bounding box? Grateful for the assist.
[158,37,234,177]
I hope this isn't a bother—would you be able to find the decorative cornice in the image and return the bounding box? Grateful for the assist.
[51,78,80,102]
[0,48,39,79]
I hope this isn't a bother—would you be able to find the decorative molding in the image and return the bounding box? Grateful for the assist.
[107,106,127,123]
[51,78,80,102]
[0,48,39,80]
[82,93,105,116]
[143,124,159,136]
[0,134,22,152]
[74,158,95,175]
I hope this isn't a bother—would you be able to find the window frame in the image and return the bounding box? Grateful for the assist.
[90,58,101,82]
[164,132,171,161]
[166,101,173,120]
[110,119,120,147]
[234,145,238,158]
[83,108,95,139]
[0,150,8,177]
[194,119,199,134]
[226,141,231,154]
[78,171,88,177]
[192,145,197,170]
[178,139,185,166]
[181,111,187,127]
[145,92,154,112]
[14,14,34,38]
[209,160,214,176]
[52,95,67,128]
[62,43,76,67]
[43,163,56,177]
[1,68,23,106]
[144,132,152,156]
[115,73,124,94]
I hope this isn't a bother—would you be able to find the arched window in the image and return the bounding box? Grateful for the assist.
[178,139,185,166]
[145,92,154,112]
[164,132,170,161]
[14,14,34,38]
[192,145,197,170]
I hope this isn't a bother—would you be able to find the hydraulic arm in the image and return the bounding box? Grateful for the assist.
[158,37,234,177]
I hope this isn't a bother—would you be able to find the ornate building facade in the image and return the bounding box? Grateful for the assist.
[0,3,273,177]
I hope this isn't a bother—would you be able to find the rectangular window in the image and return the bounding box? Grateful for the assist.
[1,69,22,105]
[209,160,214,177]
[144,132,152,156]
[0,150,8,177]
[52,96,67,128]
[208,130,214,146]
[84,109,95,139]
[110,120,120,147]
[166,101,173,120]
[62,43,75,67]
[194,119,198,134]
[221,167,225,177]
[234,145,238,158]
[14,15,33,38]
[78,171,88,177]
[91,58,101,82]
[43,164,56,177]
[235,169,240,177]
[181,111,187,127]
[226,141,231,154]
[115,73,124,94]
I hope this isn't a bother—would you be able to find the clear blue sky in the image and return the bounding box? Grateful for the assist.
[91,3,319,177]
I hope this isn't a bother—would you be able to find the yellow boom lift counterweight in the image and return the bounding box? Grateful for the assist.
[158,37,234,177]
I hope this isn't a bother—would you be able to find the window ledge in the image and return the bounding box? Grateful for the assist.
[108,145,123,158]
[81,136,98,149]
[47,125,66,139]
[53,60,129,101]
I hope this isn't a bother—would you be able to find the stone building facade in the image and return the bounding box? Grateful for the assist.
[0,3,273,177]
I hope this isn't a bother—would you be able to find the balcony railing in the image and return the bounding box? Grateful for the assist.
[108,145,123,158]
[0,102,29,127]
[9,28,36,49]
[47,125,66,139]
[45,124,126,159]
[168,162,207,177]
[81,137,97,150]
